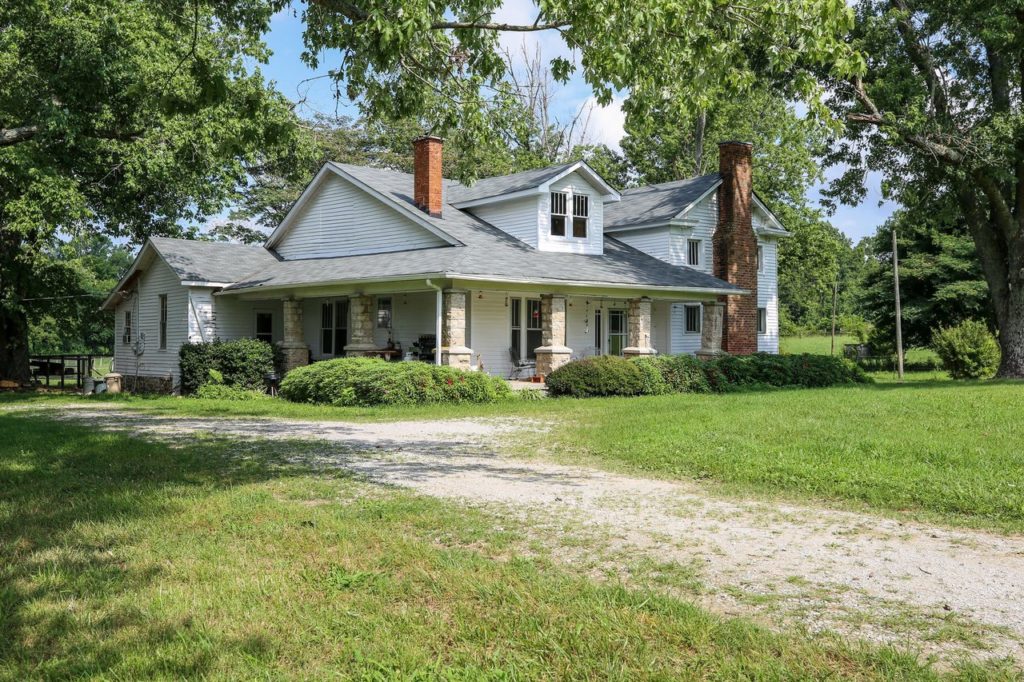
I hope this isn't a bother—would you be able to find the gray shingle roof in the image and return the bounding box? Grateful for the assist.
[445,162,577,205]
[220,165,740,294]
[149,237,279,283]
[604,173,721,229]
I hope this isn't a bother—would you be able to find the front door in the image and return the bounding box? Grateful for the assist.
[607,309,627,356]
[320,300,349,357]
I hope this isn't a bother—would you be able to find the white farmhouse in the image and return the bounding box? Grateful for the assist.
[103,138,788,391]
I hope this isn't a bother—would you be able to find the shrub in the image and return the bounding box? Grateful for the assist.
[545,355,665,398]
[194,383,269,401]
[931,321,1001,379]
[279,358,512,406]
[180,339,279,394]
[546,353,869,398]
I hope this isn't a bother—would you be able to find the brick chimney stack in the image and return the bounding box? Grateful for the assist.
[713,141,758,355]
[413,135,443,217]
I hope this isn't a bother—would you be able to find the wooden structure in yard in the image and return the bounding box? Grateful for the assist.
[29,354,100,389]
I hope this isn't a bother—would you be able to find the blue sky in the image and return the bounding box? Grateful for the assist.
[259,5,896,243]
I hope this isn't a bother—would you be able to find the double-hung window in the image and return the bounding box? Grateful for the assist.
[123,311,132,345]
[684,304,702,334]
[687,239,702,267]
[572,194,589,238]
[158,295,168,350]
[321,300,349,355]
[550,192,567,236]
[757,245,765,273]
[757,307,767,335]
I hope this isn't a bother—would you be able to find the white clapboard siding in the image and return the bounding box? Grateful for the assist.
[214,298,284,343]
[537,171,605,255]
[275,174,448,259]
[668,302,706,355]
[682,192,716,273]
[611,227,673,263]
[757,237,780,353]
[469,195,541,247]
[469,290,511,376]
[188,288,217,343]
[112,256,187,386]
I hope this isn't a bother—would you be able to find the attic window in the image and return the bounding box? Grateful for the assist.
[550,192,567,236]
[572,194,589,238]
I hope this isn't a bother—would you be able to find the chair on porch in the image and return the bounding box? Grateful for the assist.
[508,347,536,380]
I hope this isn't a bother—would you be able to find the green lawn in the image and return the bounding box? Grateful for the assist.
[3,410,991,679]
[781,334,857,355]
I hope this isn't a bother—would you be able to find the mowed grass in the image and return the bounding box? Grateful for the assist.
[782,335,940,366]
[0,412,981,679]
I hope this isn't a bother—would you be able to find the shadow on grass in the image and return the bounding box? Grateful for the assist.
[0,411,326,678]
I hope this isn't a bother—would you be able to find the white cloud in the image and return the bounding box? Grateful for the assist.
[582,96,626,151]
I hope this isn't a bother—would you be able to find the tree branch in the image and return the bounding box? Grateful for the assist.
[889,0,949,120]
[975,170,1019,244]
[0,125,40,147]
[308,0,567,31]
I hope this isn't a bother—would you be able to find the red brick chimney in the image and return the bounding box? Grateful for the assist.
[413,135,443,217]
[713,141,758,355]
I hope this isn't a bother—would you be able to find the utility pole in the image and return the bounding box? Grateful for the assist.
[892,229,904,380]
[830,279,839,356]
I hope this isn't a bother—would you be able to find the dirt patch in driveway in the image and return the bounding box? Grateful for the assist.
[46,403,1024,666]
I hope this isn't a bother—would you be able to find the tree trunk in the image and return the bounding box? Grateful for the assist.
[996,276,1024,378]
[0,306,32,384]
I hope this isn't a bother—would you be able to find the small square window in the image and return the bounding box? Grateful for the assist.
[684,305,702,334]
[550,192,567,236]
[757,307,767,335]
[377,297,392,329]
[687,239,701,267]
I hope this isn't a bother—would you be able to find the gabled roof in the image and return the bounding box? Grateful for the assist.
[220,164,741,296]
[604,174,722,230]
[448,160,620,208]
[604,173,791,236]
[100,237,278,310]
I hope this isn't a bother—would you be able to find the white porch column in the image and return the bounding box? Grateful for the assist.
[280,298,309,373]
[535,294,572,376]
[623,297,656,357]
[696,301,726,359]
[441,289,473,369]
[344,294,377,356]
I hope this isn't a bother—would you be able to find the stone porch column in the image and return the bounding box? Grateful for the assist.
[535,294,572,376]
[344,295,377,356]
[441,289,473,369]
[623,297,657,357]
[280,298,309,373]
[696,301,726,360]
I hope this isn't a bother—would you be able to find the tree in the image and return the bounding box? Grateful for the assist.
[820,0,1024,376]
[858,194,992,351]
[1,0,299,381]
[622,89,857,332]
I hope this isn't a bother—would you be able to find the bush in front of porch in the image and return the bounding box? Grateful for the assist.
[546,353,870,398]
[280,358,513,406]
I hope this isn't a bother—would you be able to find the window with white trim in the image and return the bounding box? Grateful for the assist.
[572,194,589,238]
[684,304,701,334]
[377,297,392,329]
[757,245,765,273]
[687,239,702,267]
[321,300,348,356]
[123,311,132,345]
[757,307,767,335]
[550,191,567,236]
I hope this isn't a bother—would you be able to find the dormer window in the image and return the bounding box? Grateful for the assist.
[572,195,589,238]
[550,191,590,239]
[550,192,567,236]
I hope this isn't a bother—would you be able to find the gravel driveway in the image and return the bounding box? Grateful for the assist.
[45,404,1024,666]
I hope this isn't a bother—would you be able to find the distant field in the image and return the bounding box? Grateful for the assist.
[780,335,856,355]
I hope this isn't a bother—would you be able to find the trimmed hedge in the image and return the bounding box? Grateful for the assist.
[179,339,280,394]
[546,352,870,398]
[279,358,513,406]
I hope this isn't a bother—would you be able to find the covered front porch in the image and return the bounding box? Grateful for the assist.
[217,278,728,378]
